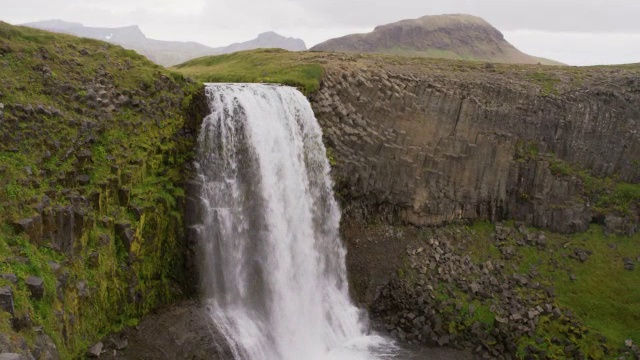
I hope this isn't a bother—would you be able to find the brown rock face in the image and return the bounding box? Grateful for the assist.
[311,14,560,65]
[310,67,639,233]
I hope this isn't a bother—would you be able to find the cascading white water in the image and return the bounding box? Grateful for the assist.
[193,83,397,360]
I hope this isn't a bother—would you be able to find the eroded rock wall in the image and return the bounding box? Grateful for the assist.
[0,22,205,358]
[310,69,640,233]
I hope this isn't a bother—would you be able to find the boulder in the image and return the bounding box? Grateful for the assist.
[47,262,61,272]
[87,342,103,358]
[0,286,14,317]
[0,274,17,284]
[118,188,130,206]
[33,334,59,360]
[25,276,44,300]
[76,174,91,186]
[76,149,92,164]
[11,313,31,332]
[11,216,43,243]
[115,223,134,251]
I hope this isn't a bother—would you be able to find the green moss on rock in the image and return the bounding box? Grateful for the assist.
[0,22,202,358]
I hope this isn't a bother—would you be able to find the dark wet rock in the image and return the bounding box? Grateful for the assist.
[34,195,51,215]
[99,301,235,360]
[11,313,31,332]
[11,216,42,243]
[0,286,14,317]
[25,276,44,300]
[76,174,91,185]
[118,188,130,206]
[76,149,92,164]
[115,223,134,252]
[44,206,76,255]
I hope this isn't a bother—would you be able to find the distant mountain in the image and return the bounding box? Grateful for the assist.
[311,14,562,65]
[22,20,307,67]
[220,31,306,54]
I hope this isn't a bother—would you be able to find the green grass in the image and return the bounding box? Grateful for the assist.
[172,49,324,94]
[0,21,195,357]
[551,227,640,345]
[464,221,501,262]
[529,71,561,96]
[409,222,640,357]
[498,224,640,354]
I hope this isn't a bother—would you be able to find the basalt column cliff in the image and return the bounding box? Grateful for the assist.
[310,65,640,234]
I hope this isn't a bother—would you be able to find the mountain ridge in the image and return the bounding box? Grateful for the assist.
[22,19,307,66]
[311,14,562,65]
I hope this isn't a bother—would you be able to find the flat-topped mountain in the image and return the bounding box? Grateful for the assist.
[311,14,561,65]
[22,20,307,66]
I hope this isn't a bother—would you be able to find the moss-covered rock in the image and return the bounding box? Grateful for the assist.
[0,22,203,358]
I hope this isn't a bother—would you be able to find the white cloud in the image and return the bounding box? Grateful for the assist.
[504,30,640,66]
[1,0,640,65]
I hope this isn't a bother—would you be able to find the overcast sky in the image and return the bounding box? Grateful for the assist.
[1,0,639,65]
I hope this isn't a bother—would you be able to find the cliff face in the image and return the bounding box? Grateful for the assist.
[307,58,640,358]
[310,61,640,234]
[0,22,203,358]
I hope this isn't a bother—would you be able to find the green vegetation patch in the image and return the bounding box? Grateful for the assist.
[528,71,561,96]
[514,141,640,215]
[480,223,638,356]
[172,49,324,94]
[0,21,199,357]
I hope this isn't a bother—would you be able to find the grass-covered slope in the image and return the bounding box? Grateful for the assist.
[361,221,640,359]
[172,49,324,94]
[173,47,640,101]
[0,22,201,358]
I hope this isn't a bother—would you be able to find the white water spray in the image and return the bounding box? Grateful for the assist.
[193,84,397,360]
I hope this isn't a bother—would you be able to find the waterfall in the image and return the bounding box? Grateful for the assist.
[192,83,397,360]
